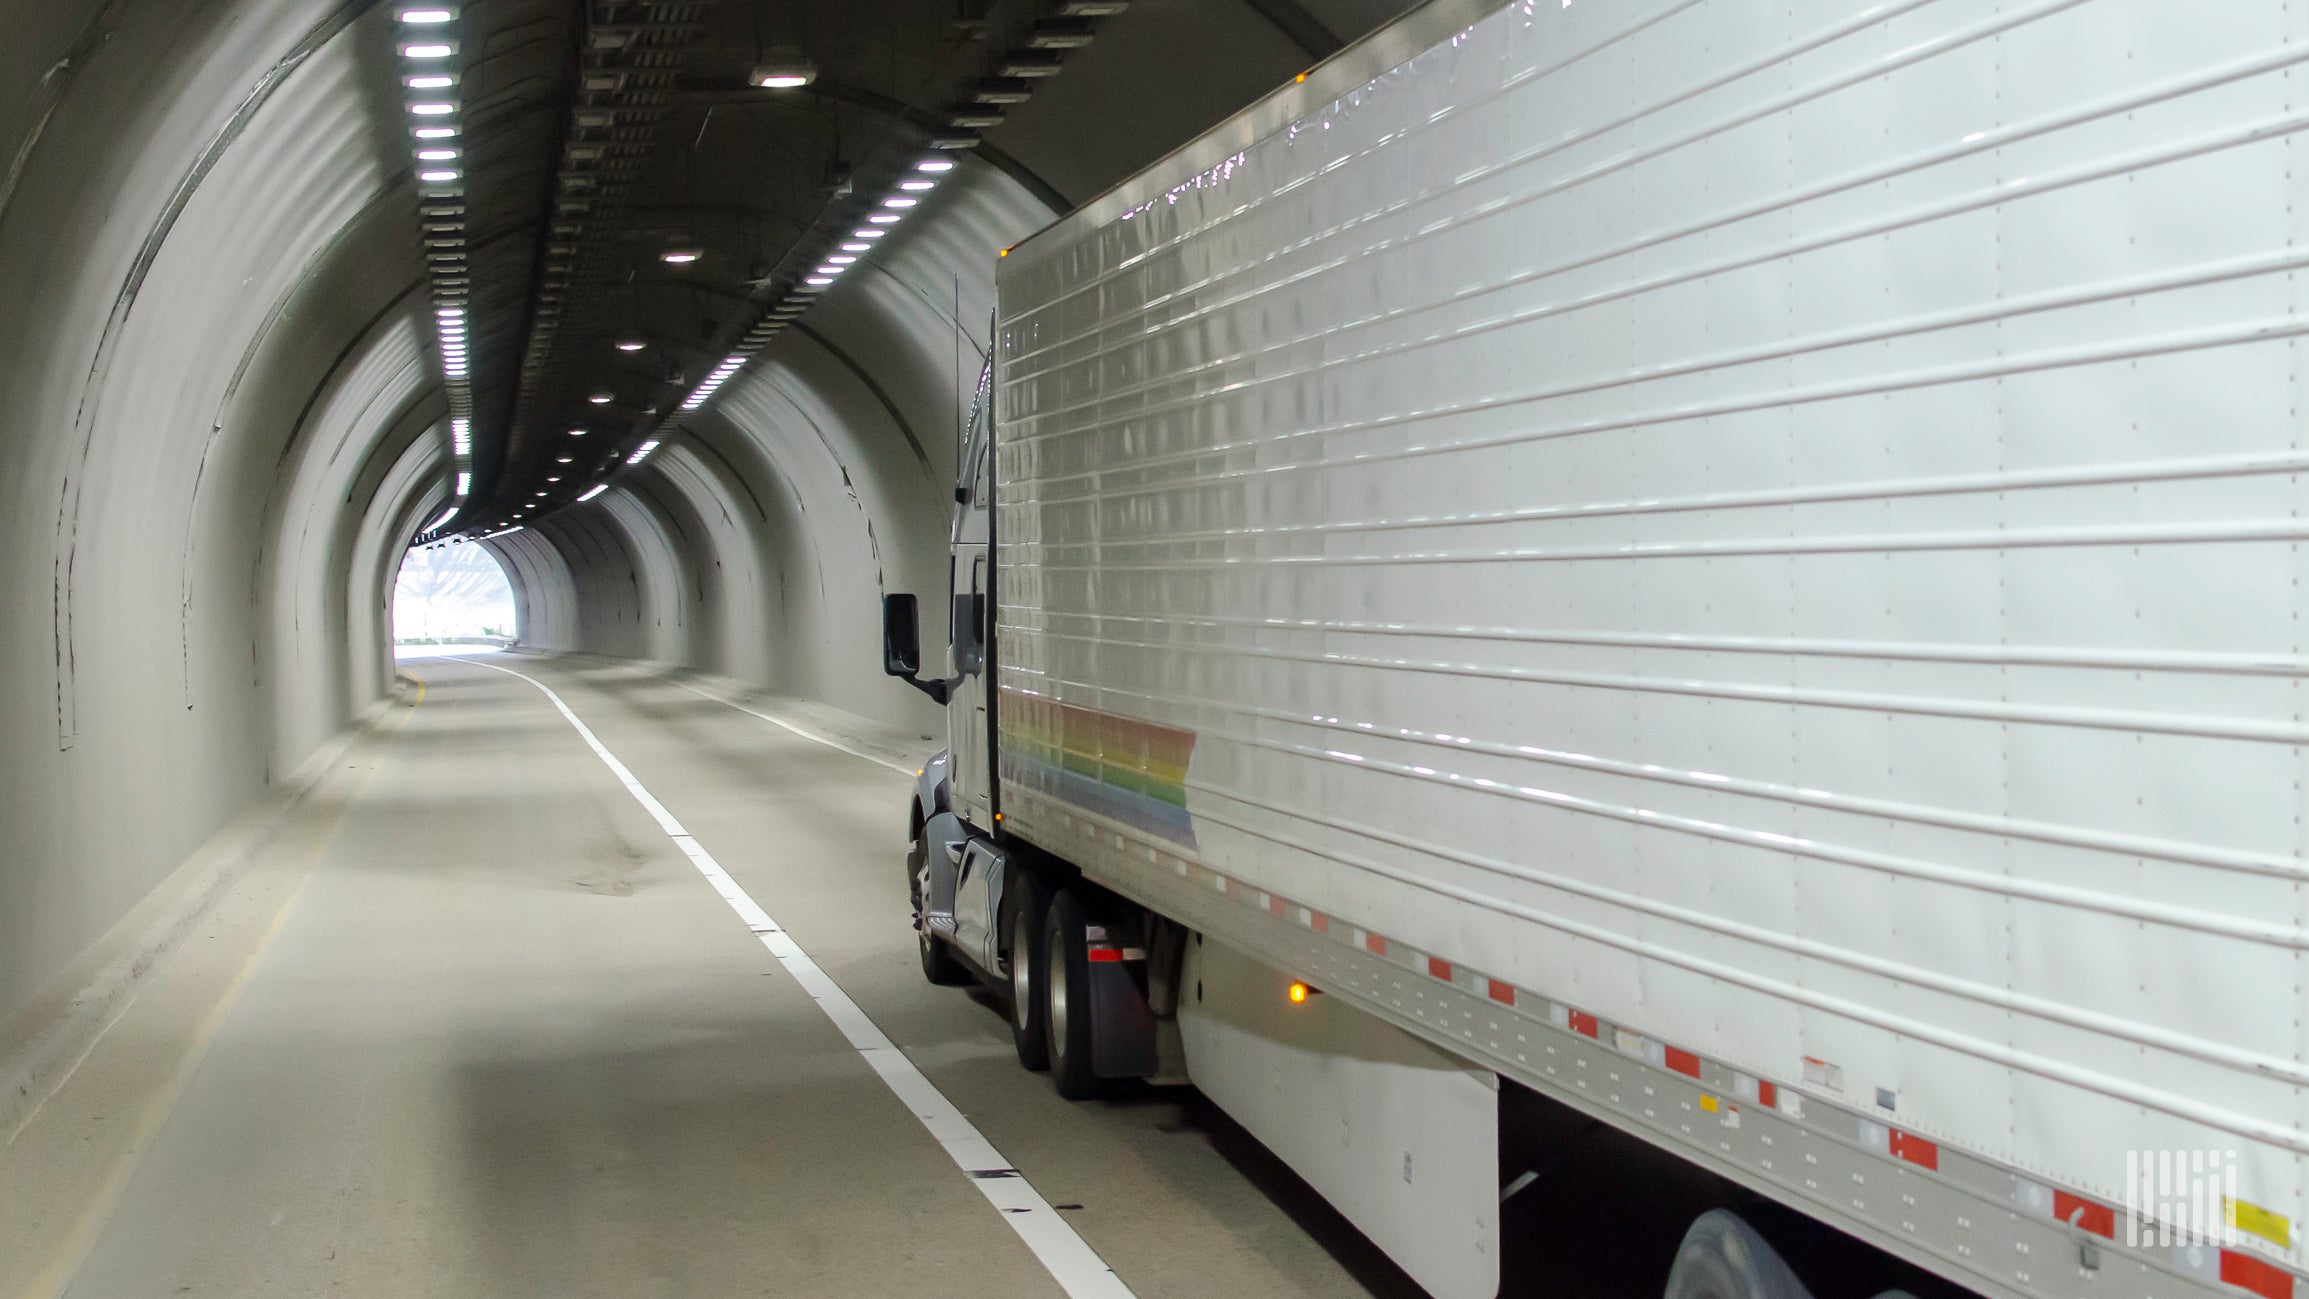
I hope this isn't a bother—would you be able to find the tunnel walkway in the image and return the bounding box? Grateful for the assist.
[0,655,1385,1299]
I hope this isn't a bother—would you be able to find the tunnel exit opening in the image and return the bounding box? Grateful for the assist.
[393,540,515,654]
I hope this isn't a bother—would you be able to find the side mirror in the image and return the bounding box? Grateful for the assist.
[883,594,921,677]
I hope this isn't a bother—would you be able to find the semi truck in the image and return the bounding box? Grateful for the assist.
[878,1,2309,1295]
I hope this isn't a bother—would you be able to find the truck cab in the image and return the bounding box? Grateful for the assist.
[882,362,1013,993]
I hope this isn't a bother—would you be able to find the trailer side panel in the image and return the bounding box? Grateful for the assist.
[994,3,2309,1294]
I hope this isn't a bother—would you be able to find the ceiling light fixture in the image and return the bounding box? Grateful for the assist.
[917,159,957,173]
[1028,18,1098,48]
[998,52,1065,78]
[614,338,646,352]
[588,390,612,404]
[974,78,1034,104]
[577,484,608,502]
[749,63,816,89]
[660,248,700,265]
[397,8,454,22]
[401,43,453,58]
[409,102,455,116]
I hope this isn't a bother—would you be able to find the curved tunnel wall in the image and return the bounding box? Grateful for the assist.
[0,0,1357,1039]
[0,1,452,1027]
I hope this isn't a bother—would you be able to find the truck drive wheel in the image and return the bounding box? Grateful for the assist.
[1008,869,1053,1070]
[1661,1209,1814,1299]
[910,825,968,986]
[1043,888,1105,1100]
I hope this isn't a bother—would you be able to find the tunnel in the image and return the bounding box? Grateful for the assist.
[5,1,2307,1297]
[0,3,1460,1293]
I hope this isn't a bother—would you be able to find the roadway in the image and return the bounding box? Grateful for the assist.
[0,653,1404,1299]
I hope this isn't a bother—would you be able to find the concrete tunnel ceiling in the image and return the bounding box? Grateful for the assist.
[0,0,1420,1027]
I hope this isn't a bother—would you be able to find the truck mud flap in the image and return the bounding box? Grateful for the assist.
[1088,954,1158,1079]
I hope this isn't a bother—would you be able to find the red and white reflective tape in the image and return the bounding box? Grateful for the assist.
[1151,849,2303,1299]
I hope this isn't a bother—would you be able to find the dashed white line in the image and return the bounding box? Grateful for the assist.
[451,657,1136,1299]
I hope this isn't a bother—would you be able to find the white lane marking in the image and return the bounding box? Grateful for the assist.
[655,672,916,775]
[451,657,1136,1299]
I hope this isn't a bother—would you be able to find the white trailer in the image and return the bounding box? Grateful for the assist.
[882,1,2309,1296]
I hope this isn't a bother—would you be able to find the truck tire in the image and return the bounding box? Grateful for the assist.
[910,824,968,986]
[1008,868,1053,1070]
[1043,888,1105,1100]
[1661,1210,1814,1299]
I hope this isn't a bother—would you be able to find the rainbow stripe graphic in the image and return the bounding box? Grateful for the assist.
[1000,690,1197,848]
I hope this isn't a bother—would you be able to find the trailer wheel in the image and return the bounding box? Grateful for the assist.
[1661,1209,1814,1299]
[1007,869,1052,1070]
[909,824,967,986]
[1043,889,1105,1100]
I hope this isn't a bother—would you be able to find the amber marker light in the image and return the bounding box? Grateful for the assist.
[1287,981,1317,1004]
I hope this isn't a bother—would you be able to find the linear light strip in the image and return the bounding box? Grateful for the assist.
[654,156,957,433]
[402,5,473,539]
[576,17,1099,516]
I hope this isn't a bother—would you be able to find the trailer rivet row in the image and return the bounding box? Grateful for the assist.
[1008,789,2306,1299]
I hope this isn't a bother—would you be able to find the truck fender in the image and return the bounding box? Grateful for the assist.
[911,749,951,827]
